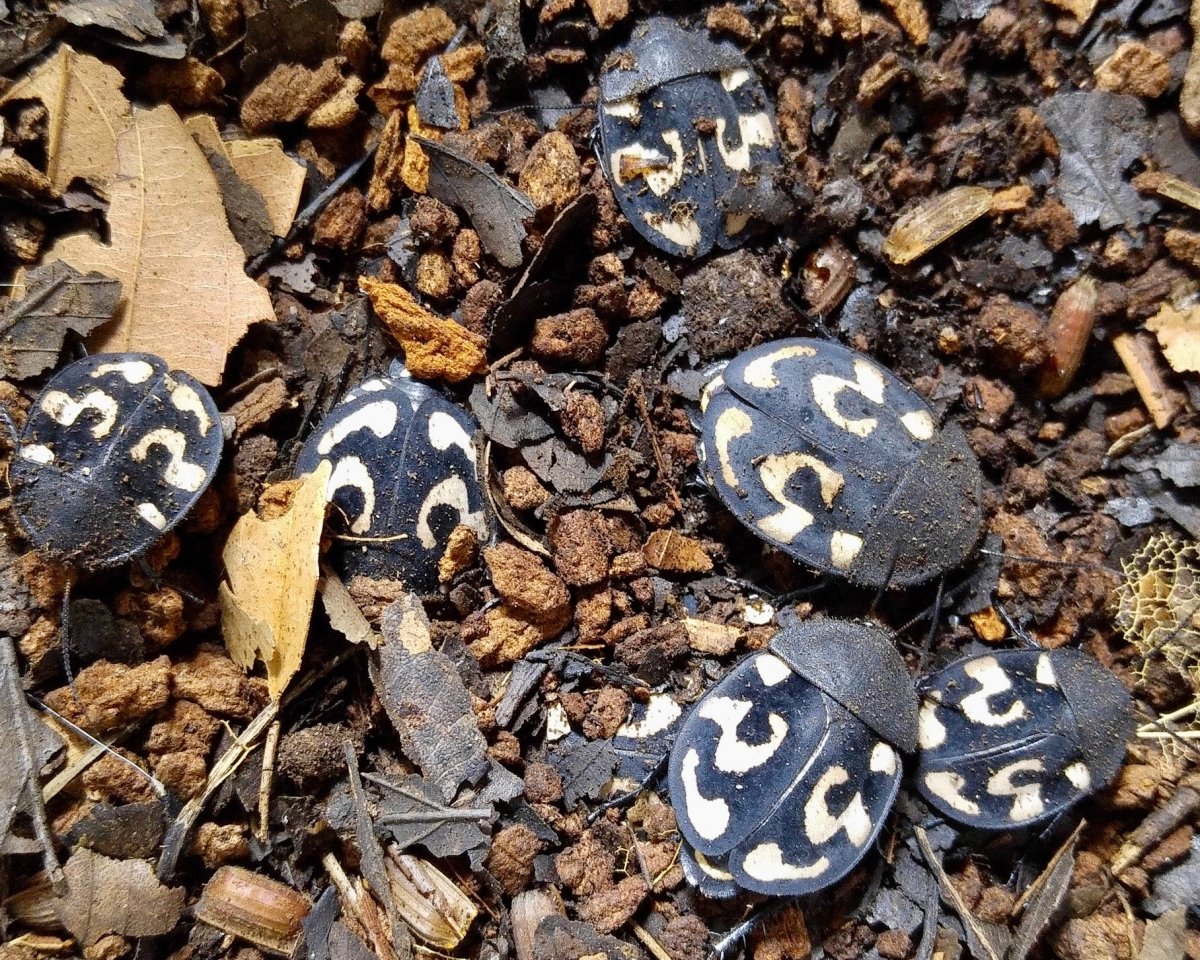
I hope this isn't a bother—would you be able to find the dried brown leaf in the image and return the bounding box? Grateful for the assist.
[360,276,487,383]
[0,262,121,380]
[318,566,379,649]
[55,849,184,944]
[44,103,275,385]
[0,45,129,194]
[220,463,331,700]
[227,139,305,237]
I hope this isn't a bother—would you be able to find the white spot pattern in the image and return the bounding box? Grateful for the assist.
[681,748,730,841]
[328,456,376,534]
[804,765,872,847]
[741,843,830,883]
[129,429,206,491]
[317,400,398,455]
[41,389,119,439]
[961,656,1026,726]
[699,696,788,773]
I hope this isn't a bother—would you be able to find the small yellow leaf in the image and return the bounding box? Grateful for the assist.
[220,462,330,700]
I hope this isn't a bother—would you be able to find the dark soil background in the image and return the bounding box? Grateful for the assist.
[1,0,1199,959]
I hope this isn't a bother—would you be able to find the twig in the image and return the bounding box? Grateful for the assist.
[257,718,282,843]
[1112,772,1200,875]
[631,923,675,960]
[631,377,682,512]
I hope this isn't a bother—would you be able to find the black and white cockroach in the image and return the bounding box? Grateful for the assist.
[295,369,490,593]
[699,338,984,590]
[8,353,223,569]
[914,648,1134,830]
[597,17,789,259]
[668,618,918,898]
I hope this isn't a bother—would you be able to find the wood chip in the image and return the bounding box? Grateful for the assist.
[1044,0,1100,23]
[879,0,929,44]
[1183,0,1200,136]
[882,186,994,265]
[1113,331,1184,429]
[643,531,713,574]
[680,617,740,655]
[360,276,487,382]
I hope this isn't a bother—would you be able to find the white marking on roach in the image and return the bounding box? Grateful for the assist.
[804,765,872,847]
[714,112,776,171]
[129,428,206,492]
[961,656,1027,727]
[869,743,898,776]
[1035,654,1058,687]
[93,359,154,383]
[19,444,54,464]
[1064,762,1091,790]
[754,654,792,687]
[428,410,475,459]
[169,383,214,436]
[699,374,725,414]
[681,748,730,841]
[755,452,844,544]
[740,344,817,389]
[811,359,886,437]
[924,770,981,816]
[918,694,948,749]
[642,207,702,249]
[415,476,488,548]
[699,696,788,773]
[41,389,119,439]
[693,851,734,880]
[603,97,641,121]
[714,405,752,490]
[987,758,1045,822]
[317,400,399,455]
[137,503,168,530]
[617,694,682,739]
[327,456,376,534]
[741,843,830,883]
[720,68,751,91]
[611,130,686,196]
[899,410,935,440]
[829,530,863,570]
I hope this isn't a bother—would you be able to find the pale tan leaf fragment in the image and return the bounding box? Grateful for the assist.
[360,276,487,383]
[318,566,379,649]
[1182,0,1200,137]
[0,45,130,194]
[55,849,184,944]
[882,186,994,266]
[681,617,740,656]
[44,104,275,385]
[1145,302,1200,373]
[227,139,305,237]
[220,463,331,700]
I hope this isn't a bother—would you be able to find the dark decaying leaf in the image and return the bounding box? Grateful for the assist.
[1146,837,1200,917]
[1039,91,1157,230]
[522,437,611,495]
[1140,909,1189,960]
[300,887,340,960]
[1006,832,1076,960]
[0,637,63,883]
[494,659,548,727]
[370,771,491,858]
[66,801,166,860]
[915,826,1011,960]
[241,0,340,83]
[345,745,414,960]
[57,0,164,38]
[1129,443,1200,488]
[470,380,556,449]
[415,57,462,131]
[549,736,618,808]
[488,193,596,357]
[533,916,641,960]
[0,262,121,380]
[55,849,185,944]
[416,136,535,269]
[370,595,489,801]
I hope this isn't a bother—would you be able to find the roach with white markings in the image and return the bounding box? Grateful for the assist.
[667,618,918,898]
[699,337,984,590]
[914,648,1134,830]
[295,370,490,593]
[9,353,222,568]
[597,18,789,259]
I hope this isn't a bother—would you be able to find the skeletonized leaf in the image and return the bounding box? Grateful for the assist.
[370,595,489,801]
[44,103,275,385]
[0,45,129,194]
[371,772,491,858]
[0,638,63,883]
[0,262,121,379]
[220,463,330,700]
[55,849,184,944]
